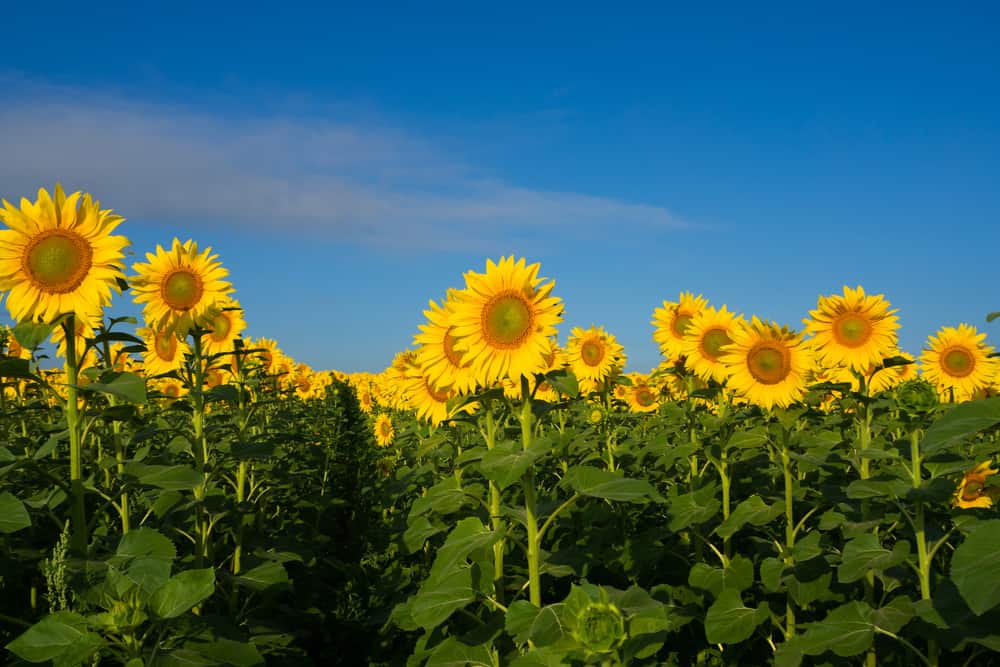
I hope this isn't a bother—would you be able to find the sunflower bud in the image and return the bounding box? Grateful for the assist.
[573,601,626,654]
[895,379,939,415]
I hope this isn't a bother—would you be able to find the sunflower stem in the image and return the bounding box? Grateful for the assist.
[190,332,210,568]
[519,380,542,607]
[484,408,505,605]
[780,433,796,639]
[63,316,88,556]
[909,428,939,666]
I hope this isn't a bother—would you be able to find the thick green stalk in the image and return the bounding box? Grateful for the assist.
[484,409,505,604]
[780,440,796,638]
[519,389,542,607]
[190,333,210,566]
[910,429,938,666]
[63,317,88,555]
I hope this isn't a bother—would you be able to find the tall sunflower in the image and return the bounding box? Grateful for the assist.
[720,317,813,410]
[0,185,130,324]
[450,256,563,387]
[651,292,708,361]
[567,326,626,389]
[920,324,998,402]
[414,291,478,396]
[131,238,232,334]
[138,324,191,377]
[804,286,899,371]
[680,305,744,383]
[200,298,246,356]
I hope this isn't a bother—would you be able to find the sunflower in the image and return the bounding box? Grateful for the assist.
[138,325,190,377]
[625,373,660,413]
[244,337,281,376]
[152,376,187,403]
[357,386,375,414]
[3,328,31,360]
[450,256,563,387]
[920,324,998,403]
[651,292,708,361]
[374,414,395,447]
[0,185,129,325]
[567,326,626,388]
[720,317,813,410]
[953,461,1000,509]
[403,370,455,426]
[200,298,246,356]
[680,305,744,383]
[804,286,899,371]
[414,291,478,396]
[131,238,232,334]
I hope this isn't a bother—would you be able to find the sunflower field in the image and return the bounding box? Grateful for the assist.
[1,186,1000,667]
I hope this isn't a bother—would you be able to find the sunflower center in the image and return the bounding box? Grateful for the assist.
[942,347,975,378]
[833,313,872,347]
[700,328,732,361]
[747,342,791,385]
[635,387,656,407]
[672,313,693,338]
[209,311,232,342]
[380,421,393,437]
[154,331,178,362]
[481,292,534,349]
[161,269,204,311]
[23,230,94,294]
[163,383,181,399]
[443,329,465,367]
[581,339,605,367]
[425,378,452,403]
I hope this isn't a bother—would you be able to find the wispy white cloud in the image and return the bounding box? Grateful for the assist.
[0,80,689,250]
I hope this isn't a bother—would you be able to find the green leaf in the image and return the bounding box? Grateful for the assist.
[760,557,785,592]
[545,369,579,398]
[0,357,34,379]
[115,527,177,562]
[505,600,542,645]
[792,601,874,658]
[403,516,445,554]
[232,562,289,592]
[410,478,470,518]
[922,397,1000,456]
[688,556,754,597]
[715,495,783,538]
[951,519,1000,615]
[872,596,914,634]
[846,476,909,500]
[230,440,275,460]
[82,372,147,404]
[704,589,769,644]
[13,320,56,350]
[425,637,497,667]
[987,311,1000,323]
[0,491,31,533]
[178,638,265,666]
[124,463,203,491]
[667,485,721,531]
[838,534,910,583]
[480,438,548,490]
[563,466,664,503]
[5,612,102,663]
[410,566,474,630]
[149,568,216,619]
[428,518,501,581]
[726,427,768,449]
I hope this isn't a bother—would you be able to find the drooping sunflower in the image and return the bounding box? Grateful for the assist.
[138,325,191,377]
[651,292,708,361]
[200,298,246,356]
[0,185,130,324]
[374,414,395,447]
[804,286,899,371]
[413,291,478,396]
[953,461,1000,509]
[720,317,813,410]
[450,256,563,387]
[131,238,233,334]
[567,326,626,389]
[680,305,744,383]
[920,324,998,402]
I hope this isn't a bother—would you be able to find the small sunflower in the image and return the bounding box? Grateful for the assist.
[651,292,708,361]
[0,185,129,324]
[720,317,813,410]
[374,413,395,447]
[680,305,744,383]
[200,298,246,356]
[138,324,191,377]
[567,326,626,388]
[450,256,563,386]
[804,286,899,371]
[152,376,187,403]
[920,324,998,402]
[625,373,660,413]
[953,461,1000,509]
[131,238,233,334]
[414,291,478,396]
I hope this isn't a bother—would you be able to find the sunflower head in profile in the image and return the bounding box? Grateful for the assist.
[449,256,563,388]
[651,292,708,361]
[131,238,232,335]
[0,185,130,325]
[804,286,899,372]
[919,324,998,403]
[567,326,626,388]
[199,298,246,356]
[720,317,813,410]
[680,305,744,384]
[953,461,1000,509]
[374,413,395,447]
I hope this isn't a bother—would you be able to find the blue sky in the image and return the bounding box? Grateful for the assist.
[2,2,998,372]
